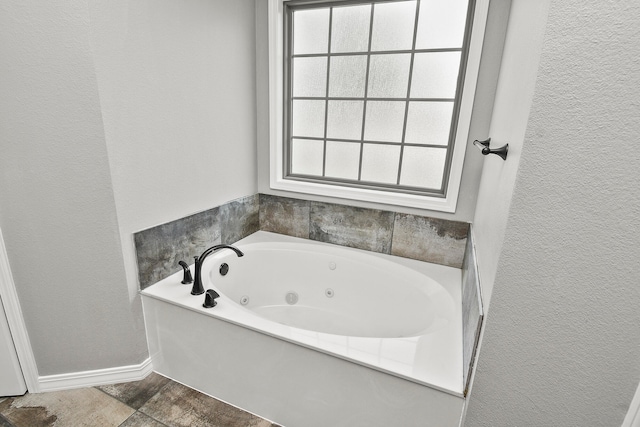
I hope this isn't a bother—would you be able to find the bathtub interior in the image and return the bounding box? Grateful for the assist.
[205,241,454,339]
[141,231,464,396]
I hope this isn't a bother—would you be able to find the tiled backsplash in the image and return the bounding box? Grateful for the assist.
[461,229,483,396]
[258,194,310,238]
[134,195,259,289]
[134,192,483,392]
[308,201,395,253]
[135,193,471,289]
[391,212,469,267]
[260,194,469,265]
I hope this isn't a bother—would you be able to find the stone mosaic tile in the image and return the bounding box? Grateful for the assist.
[134,208,221,290]
[139,381,277,427]
[97,372,171,410]
[391,213,469,268]
[220,194,260,245]
[259,194,310,238]
[119,411,166,427]
[309,202,395,253]
[461,231,483,396]
[0,387,134,427]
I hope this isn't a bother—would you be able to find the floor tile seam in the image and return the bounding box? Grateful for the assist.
[93,386,138,411]
[0,412,15,427]
[140,375,181,411]
[135,379,177,419]
[137,405,182,427]
[117,411,137,427]
[118,410,171,427]
[138,380,261,427]
[138,375,278,426]
[150,376,176,401]
[94,373,174,412]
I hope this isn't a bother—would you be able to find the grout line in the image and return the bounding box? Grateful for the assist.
[93,384,140,411]
[92,373,172,414]
[307,199,313,240]
[136,378,174,411]
[93,385,122,401]
[389,211,397,255]
[149,376,279,426]
[0,413,15,427]
[117,410,171,427]
[134,380,177,427]
[116,412,135,427]
[141,410,171,427]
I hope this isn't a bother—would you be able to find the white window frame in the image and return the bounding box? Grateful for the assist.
[268,0,489,212]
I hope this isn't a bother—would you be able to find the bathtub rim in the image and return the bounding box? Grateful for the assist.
[140,231,464,397]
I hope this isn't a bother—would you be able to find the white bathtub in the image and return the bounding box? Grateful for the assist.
[142,231,464,427]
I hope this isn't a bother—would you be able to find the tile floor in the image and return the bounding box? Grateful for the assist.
[0,372,280,427]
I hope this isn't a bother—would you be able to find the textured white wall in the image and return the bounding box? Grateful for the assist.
[87,0,258,299]
[0,1,148,375]
[0,0,258,378]
[471,0,550,308]
[465,1,640,425]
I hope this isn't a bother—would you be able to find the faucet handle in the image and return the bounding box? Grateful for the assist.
[203,289,220,308]
[178,260,193,284]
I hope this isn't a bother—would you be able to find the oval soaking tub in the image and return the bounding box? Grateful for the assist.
[210,240,453,339]
[141,231,464,427]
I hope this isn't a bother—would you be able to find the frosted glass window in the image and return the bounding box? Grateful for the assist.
[293,9,330,54]
[331,5,371,53]
[325,141,361,180]
[370,1,417,51]
[367,54,411,98]
[292,100,326,138]
[283,0,475,198]
[404,102,454,145]
[415,0,468,49]
[293,57,327,97]
[360,144,401,184]
[327,101,364,140]
[399,146,446,189]
[329,56,368,98]
[411,52,461,99]
[291,139,324,176]
[364,101,405,142]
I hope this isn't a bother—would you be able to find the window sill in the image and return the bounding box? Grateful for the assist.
[270,176,458,212]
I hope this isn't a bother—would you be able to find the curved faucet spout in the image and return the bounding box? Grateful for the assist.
[191,244,244,295]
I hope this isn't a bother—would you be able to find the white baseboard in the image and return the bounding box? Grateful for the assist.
[1,227,153,395]
[623,379,640,427]
[0,227,40,392]
[37,358,153,393]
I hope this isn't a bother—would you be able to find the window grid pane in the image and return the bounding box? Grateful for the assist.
[321,7,334,177]
[367,53,412,98]
[325,140,362,180]
[397,0,422,186]
[293,8,330,54]
[285,0,470,194]
[370,1,417,51]
[331,4,371,53]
